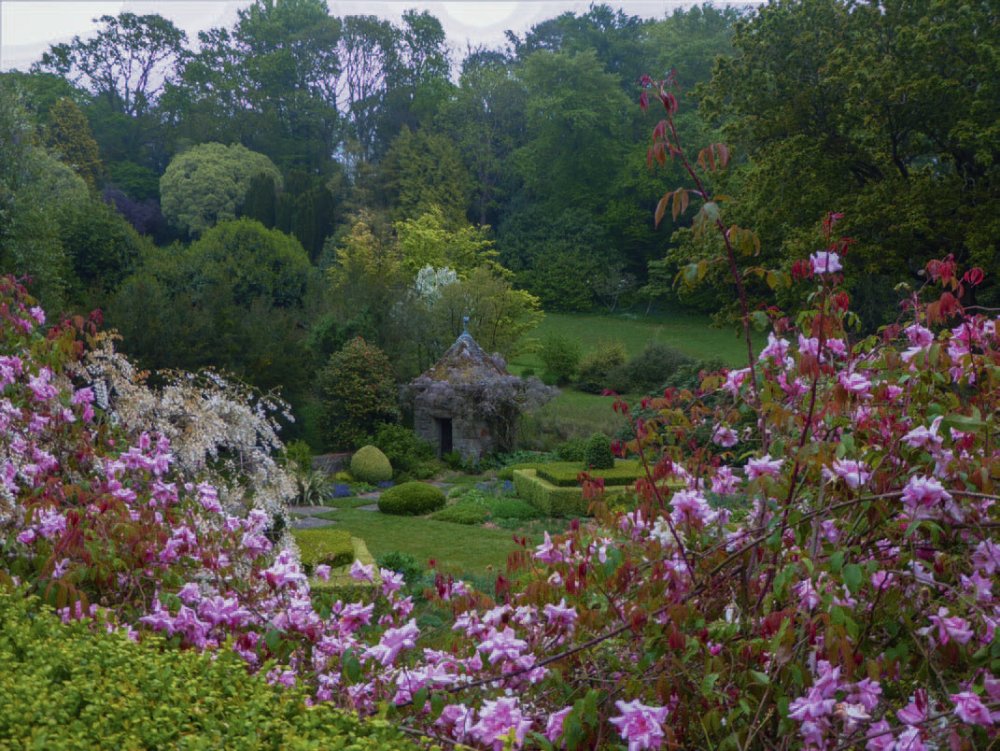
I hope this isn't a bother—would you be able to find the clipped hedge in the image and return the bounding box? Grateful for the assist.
[350,445,393,484]
[378,482,446,516]
[0,591,424,751]
[535,460,643,488]
[513,469,632,517]
[293,528,355,572]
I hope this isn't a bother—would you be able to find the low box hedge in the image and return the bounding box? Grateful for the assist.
[309,537,380,598]
[293,528,355,572]
[0,590,426,750]
[513,469,633,517]
[535,460,643,488]
[378,482,446,516]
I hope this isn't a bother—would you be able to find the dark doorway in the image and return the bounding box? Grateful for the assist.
[435,417,453,456]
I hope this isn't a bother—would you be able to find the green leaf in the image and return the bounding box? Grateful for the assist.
[701,672,720,697]
[751,670,770,685]
[842,563,862,594]
[829,551,845,574]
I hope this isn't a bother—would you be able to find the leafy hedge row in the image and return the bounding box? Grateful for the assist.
[0,591,424,750]
[512,469,632,516]
[535,460,642,487]
[378,482,446,515]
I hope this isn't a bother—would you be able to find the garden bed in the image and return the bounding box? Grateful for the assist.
[535,459,643,487]
[512,468,634,516]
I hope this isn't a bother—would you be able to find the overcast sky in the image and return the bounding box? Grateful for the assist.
[1,1,755,72]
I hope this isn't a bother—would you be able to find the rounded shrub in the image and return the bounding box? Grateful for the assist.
[584,432,615,469]
[576,340,627,393]
[610,342,694,393]
[377,551,424,585]
[350,445,393,484]
[372,424,437,479]
[378,481,446,516]
[319,337,400,450]
[539,333,582,385]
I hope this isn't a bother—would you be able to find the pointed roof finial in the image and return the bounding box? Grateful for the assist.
[462,315,470,334]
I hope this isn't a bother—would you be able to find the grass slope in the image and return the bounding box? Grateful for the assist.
[318,509,522,574]
[512,310,751,372]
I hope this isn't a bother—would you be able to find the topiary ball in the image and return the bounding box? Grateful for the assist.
[584,432,615,470]
[350,445,393,484]
[378,482,446,516]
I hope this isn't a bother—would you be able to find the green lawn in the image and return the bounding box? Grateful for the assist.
[511,310,752,372]
[317,509,524,575]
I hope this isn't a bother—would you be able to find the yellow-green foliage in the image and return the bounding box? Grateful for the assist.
[535,460,642,487]
[0,591,425,751]
[350,445,393,483]
[513,468,632,516]
[292,528,354,572]
[378,482,446,516]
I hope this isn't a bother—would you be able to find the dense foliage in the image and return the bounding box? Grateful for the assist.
[319,339,400,450]
[0,592,421,750]
[377,482,447,516]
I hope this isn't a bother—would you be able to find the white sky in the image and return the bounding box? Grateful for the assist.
[0,1,755,72]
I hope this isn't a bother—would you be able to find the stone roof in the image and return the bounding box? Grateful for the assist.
[419,331,508,384]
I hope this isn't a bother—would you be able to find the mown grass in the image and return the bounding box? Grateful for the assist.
[316,509,524,574]
[511,309,751,372]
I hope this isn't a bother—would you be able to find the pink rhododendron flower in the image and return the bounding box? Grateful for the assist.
[810,250,842,274]
[722,368,749,395]
[897,690,928,725]
[865,719,894,751]
[479,626,527,664]
[349,560,374,582]
[950,691,995,726]
[758,333,790,363]
[925,607,973,645]
[543,599,577,630]
[902,416,944,450]
[901,474,951,517]
[746,455,784,480]
[895,726,927,751]
[838,371,871,395]
[821,459,871,489]
[712,424,738,447]
[470,697,532,750]
[545,706,573,744]
[365,619,419,666]
[609,699,669,751]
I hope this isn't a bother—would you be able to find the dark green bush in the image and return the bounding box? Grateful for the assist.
[556,437,588,461]
[539,334,582,385]
[666,358,728,391]
[610,342,695,393]
[372,424,437,479]
[430,502,490,525]
[584,432,615,469]
[378,482,446,516]
[487,497,542,520]
[0,591,424,750]
[318,337,399,450]
[576,340,627,393]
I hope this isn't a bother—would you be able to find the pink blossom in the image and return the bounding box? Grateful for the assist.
[545,706,573,744]
[712,425,738,448]
[792,579,821,611]
[470,697,532,750]
[314,564,331,581]
[543,599,578,631]
[722,368,749,395]
[902,416,943,450]
[905,324,934,347]
[848,678,882,712]
[758,333,790,363]
[951,691,995,726]
[798,334,820,358]
[838,371,871,396]
[895,726,926,751]
[609,699,669,751]
[365,619,419,666]
[670,489,716,527]
[350,560,375,582]
[897,690,928,725]
[746,455,784,480]
[901,475,951,517]
[534,532,564,564]
[810,251,842,274]
[821,459,871,489]
[864,720,894,751]
[380,568,405,596]
[926,607,973,645]
[711,466,738,495]
[479,627,527,665]
[436,704,472,742]
[973,540,1000,575]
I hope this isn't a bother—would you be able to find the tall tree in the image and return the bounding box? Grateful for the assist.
[35,13,186,117]
[45,97,103,188]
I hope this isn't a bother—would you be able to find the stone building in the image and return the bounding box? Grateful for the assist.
[410,329,509,461]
